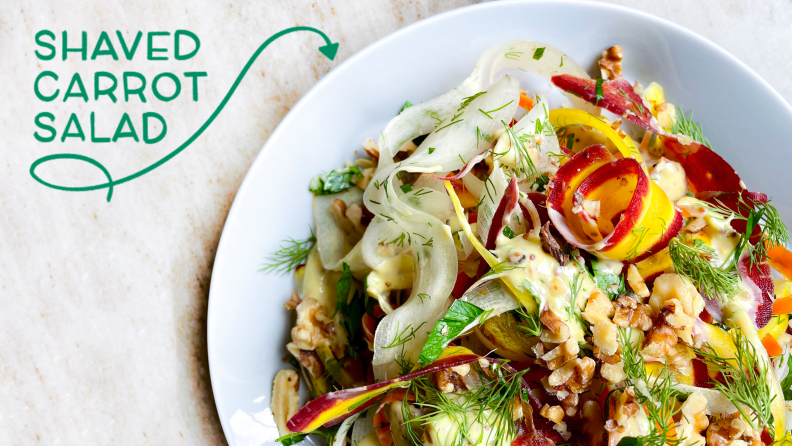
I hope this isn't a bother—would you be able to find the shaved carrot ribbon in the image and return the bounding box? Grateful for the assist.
[768,246,792,281]
[443,181,538,313]
[772,295,792,315]
[762,333,783,357]
[549,108,646,172]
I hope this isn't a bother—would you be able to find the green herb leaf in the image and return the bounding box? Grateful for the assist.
[532,47,546,60]
[591,260,626,300]
[428,147,435,154]
[400,183,413,193]
[616,437,642,446]
[595,78,605,104]
[502,226,517,239]
[417,300,485,365]
[276,433,307,446]
[400,100,413,113]
[309,166,363,195]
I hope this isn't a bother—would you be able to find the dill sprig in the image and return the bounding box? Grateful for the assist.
[668,235,739,302]
[701,196,790,269]
[695,330,776,435]
[671,109,711,147]
[618,328,685,446]
[514,306,542,337]
[260,228,316,275]
[499,120,541,181]
[404,362,526,446]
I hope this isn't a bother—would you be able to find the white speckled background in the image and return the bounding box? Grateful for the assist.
[1,0,790,444]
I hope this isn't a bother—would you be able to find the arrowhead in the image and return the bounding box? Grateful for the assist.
[318,42,339,61]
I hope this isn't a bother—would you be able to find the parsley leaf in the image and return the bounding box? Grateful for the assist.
[532,47,546,60]
[417,300,485,365]
[309,166,363,195]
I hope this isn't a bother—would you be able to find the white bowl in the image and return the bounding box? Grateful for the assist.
[207,2,792,445]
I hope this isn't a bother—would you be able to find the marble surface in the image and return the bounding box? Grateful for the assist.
[1,0,790,444]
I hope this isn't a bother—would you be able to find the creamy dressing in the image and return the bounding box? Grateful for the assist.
[366,254,414,313]
[649,158,687,201]
[427,394,515,446]
[492,235,595,343]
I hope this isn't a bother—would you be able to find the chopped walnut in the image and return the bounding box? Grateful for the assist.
[592,318,619,356]
[627,265,650,298]
[706,413,760,446]
[540,404,565,424]
[554,421,572,441]
[560,392,579,417]
[541,338,579,370]
[613,295,652,331]
[583,290,615,325]
[593,344,622,364]
[600,361,626,384]
[361,137,380,161]
[540,308,570,343]
[284,291,302,310]
[612,388,641,427]
[641,310,678,358]
[649,274,704,345]
[650,273,705,319]
[547,357,595,394]
[330,199,365,238]
[677,391,709,446]
[436,368,466,393]
[284,348,323,378]
[290,297,334,351]
[271,369,300,436]
[684,216,707,233]
[599,45,623,80]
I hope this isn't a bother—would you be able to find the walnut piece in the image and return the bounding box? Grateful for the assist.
[706,413,760,446]
[599,45,623,80]
[541,338,579,371]
[627,265,650,298]
[547,357,595,394]
[612,295,652,331]
[284,291,302,310]
[641,310,678,358]
[592,319,619,356]
[583,290,615,325]
[289,297,334,351]
[436,368,466,393]
[540,405,565,424]
[271,369,300,436]
[361,137,380,161]
[600,361,626,384]
[678,391,709,446]
[330,199,366,238]
[540,308,570,343]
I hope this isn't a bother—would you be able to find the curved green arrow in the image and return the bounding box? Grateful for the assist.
[30,26,339,202]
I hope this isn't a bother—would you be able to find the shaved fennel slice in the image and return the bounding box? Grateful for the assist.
[314,187,364,270]
[350,408,375,446]
[367,76,520,380]
[332,411,361,446]
[474,40,597,114]
[405,75,519,170]
[461,279,519,315]
[505,93,562,176]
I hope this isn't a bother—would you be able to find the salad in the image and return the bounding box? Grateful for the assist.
[264,41,792,446]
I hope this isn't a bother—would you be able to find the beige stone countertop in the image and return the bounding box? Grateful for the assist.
[1,0,790,444]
